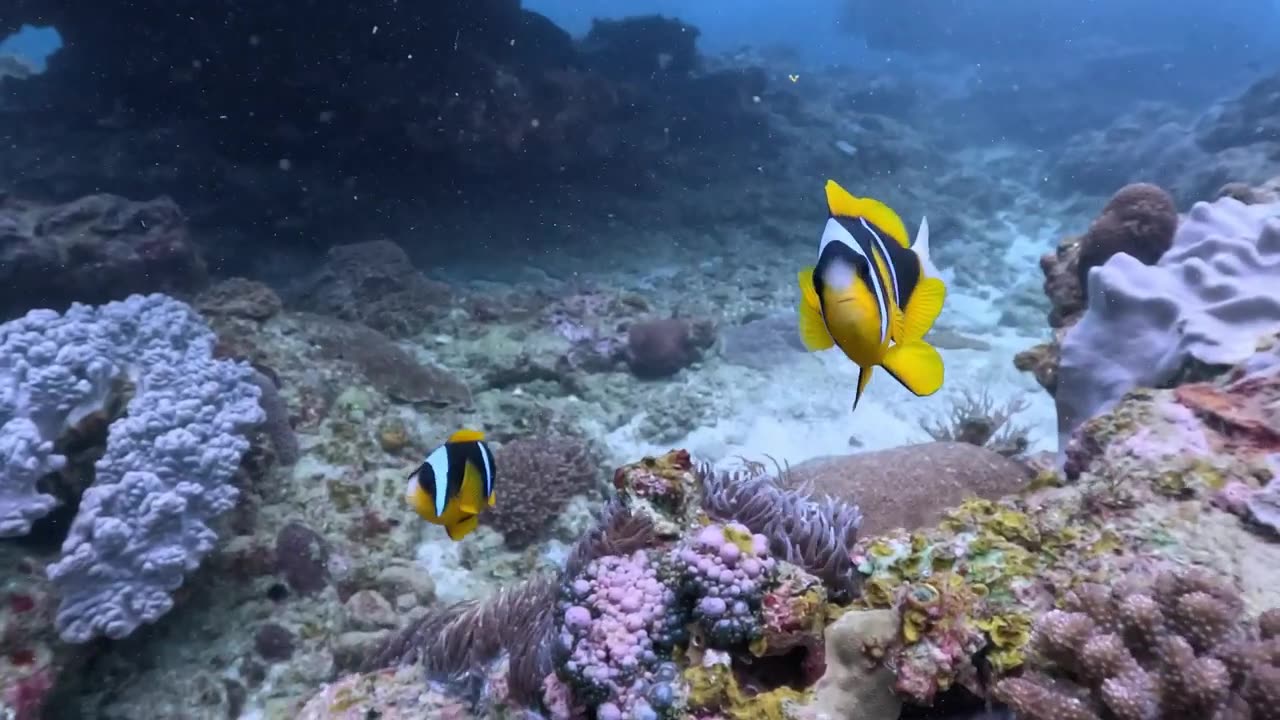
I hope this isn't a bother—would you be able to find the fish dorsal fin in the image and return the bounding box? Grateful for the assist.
[913,216,941,278]
[824,180,910,247]
[448,428,485,443]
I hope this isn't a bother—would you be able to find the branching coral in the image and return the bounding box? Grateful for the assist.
[994,566,1280,720]
[700,463,862,602]
[489,434,601,549]
[921,388,1031,457]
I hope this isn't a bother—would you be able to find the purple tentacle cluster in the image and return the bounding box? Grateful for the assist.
[554,550,686,719]
[677,522,777,648]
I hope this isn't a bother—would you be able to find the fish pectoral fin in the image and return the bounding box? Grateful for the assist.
[446,514,480,541]
[457,499,481,515]
[405,484,435,520]
[901,277,946,342]
[797,300,836,352]
[889,304,907,345]
[881,340,945,397]
[853,364,874,410]
[797,266,820,308]
[448,428,485,443]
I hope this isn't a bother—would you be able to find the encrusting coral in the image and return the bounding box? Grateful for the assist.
[994,566,1280,720]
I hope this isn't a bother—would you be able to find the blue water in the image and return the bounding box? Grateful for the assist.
[0,24,61,72]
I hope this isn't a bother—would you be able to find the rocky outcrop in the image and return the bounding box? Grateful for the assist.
[0,193,206,320]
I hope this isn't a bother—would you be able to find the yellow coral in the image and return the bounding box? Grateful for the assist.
[722,523,757,555]
[976,613,1032,673]
[684,661,809,720]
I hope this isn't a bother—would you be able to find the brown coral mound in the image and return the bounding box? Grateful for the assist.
[625,317,716,379]
[786,442,1033,537]
[1076,183,1178,291]
[488,435,601,549]
[994,566,1280,720]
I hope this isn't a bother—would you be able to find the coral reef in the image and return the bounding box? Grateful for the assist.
[1056,196,1280,449]
[700,464,863,602]
[994,567,1280,720]
[286,240,452,339]
[350,451,854,719]
[0,193,206,320]
[1196,70,1280,152]
[1015,183,1180,399]
[0,294,265,718]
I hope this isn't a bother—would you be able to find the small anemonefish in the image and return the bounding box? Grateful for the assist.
[797,179,948,409]
[404,428,496,542]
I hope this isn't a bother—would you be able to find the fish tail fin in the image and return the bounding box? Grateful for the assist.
[901,277,947,342]
[446,514,480,541]
[880,340,945,397]
[448,428,485,443]
[488,491,496,507]
[913,216,942,278]
[853,364,874,410]
[797,268,835,352]
[825,180,909,246]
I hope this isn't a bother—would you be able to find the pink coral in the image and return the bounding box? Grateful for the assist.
[677,522,777,648]
[555,551,684,718]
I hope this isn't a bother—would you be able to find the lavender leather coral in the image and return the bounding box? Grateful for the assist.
[1056,197,1280,454]
[0,293,263,642]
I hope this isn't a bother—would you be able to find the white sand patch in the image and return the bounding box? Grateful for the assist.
[603,292,1054,472]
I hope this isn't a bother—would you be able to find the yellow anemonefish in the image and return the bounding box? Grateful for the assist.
[404,428,496,542]
[796,179,948,409]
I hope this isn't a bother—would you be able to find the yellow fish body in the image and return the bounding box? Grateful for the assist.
[796,179,948,409]
[404,428,497,541]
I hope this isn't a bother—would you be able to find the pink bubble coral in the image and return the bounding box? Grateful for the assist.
[553,550,686,719]
[677,522,778,648]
